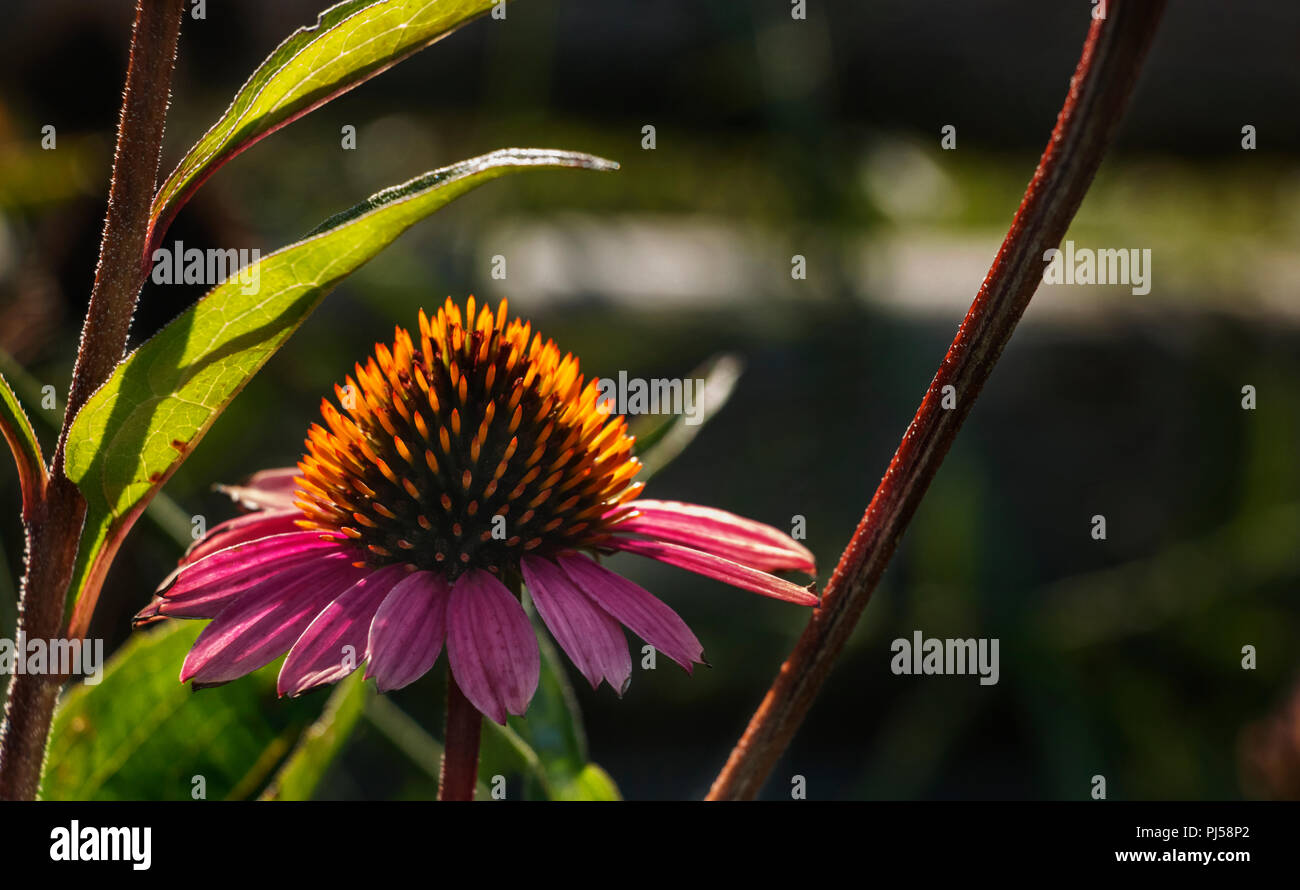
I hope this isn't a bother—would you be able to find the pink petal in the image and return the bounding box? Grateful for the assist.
[141,550,358,622]
[215,467,302,511]
[609,499,815,574]
[277,565,411,696]
[606,537,819,606]
[522,556,631,694]
[365,571,451,693]
[557,553,703,672]
[180,560,369,686]
[182,509,303,565]
[160,530,346,597]
[445,570,539,725]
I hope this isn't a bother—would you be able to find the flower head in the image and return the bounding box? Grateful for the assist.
[139,299,817,724]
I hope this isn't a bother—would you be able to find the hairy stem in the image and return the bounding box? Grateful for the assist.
[707,1,1166,801]
[58,0,185,452]
[0,0,184,801]
[439,674,483,802]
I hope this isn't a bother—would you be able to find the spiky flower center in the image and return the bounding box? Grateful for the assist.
[294,298,643,579]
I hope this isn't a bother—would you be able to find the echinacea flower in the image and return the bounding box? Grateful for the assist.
[138,298,818,724]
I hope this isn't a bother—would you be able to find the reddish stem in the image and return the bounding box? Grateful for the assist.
[0,0,184,802]
[439,675,483,801]
[707,1,1167,801]
[57,0,185,455]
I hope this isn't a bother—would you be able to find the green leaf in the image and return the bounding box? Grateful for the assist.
[631,352,743,480]
[0,366,46,518]
[553,763,621,801]
[148,0,509,250]
[259,672,367,800]
[0,347,208,551]
[40,622,324,800]
[62,148,616,634]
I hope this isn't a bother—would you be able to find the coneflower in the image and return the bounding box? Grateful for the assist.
[138,299,817,730]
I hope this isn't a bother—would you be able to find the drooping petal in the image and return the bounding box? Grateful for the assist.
[277,564,410,696]
[214,467,301,511]
[181,509,303,565]
[445,570,539,725]
[180,560,369,686]
[522,555,631,694]
[365,571,451,693]
[160,530,347,597]
[606,537,819,606]
[608,499,815,574]
[557,553,703,672]
[132,600,169,626]
[137,549,358,623]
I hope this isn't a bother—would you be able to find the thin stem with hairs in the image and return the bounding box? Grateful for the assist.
[0,0,185,802]
[707,0,1168,801]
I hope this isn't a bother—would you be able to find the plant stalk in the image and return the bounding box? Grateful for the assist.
[707,0,1167,801]
[0,0,185,801]
[439,674,483,801]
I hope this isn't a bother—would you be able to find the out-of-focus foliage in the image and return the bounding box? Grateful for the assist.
[260,671,368,801]
[41,622,323,800]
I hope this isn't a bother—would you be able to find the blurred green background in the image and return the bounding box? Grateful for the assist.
[2,0,1299,799]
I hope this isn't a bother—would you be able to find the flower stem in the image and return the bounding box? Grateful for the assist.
[0,0,184,802]
[439,674,482,801]
[706,0,1167,801]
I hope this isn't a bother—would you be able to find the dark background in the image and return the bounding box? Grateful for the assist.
[2,0,1299,800]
